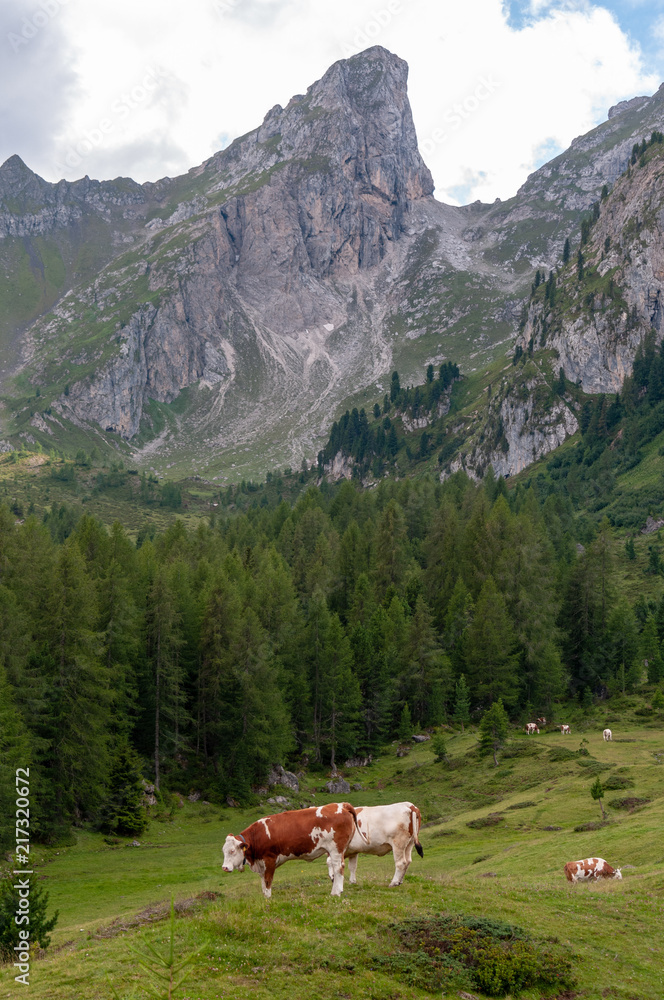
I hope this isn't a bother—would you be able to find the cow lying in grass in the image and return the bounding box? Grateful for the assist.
[222,802,367,898]
[564,857,622,884]
[325,801,423,887]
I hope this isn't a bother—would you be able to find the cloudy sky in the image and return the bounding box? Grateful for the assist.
[1,0,662,205]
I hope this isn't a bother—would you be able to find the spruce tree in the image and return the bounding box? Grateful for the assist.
[590,776,605,820]
[100,738,148,837]
[463,577,518,708]
[398,702,413,741]
[478,699,509,766]
[562,237,570,264]
[453,674,471,732]
[320,614,361,771]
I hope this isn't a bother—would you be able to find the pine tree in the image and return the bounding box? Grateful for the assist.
[403,596,451,726]
[478,699,509,766]
[398,702,413,741]
[373,499,409,599]
[0,664,32,849]
[144,568,183,790]
[640,615,662,685]
[37,541,111,833]
[590,776,605,820]
[100,738,148,837]
[562,237,571,264]
[608,599,639,694]
[320,614,361,771]
[463,577,518,708]
[453,674,471,732]
[577,249,584,280]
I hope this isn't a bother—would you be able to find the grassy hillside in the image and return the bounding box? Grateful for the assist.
[3,714,663,1000]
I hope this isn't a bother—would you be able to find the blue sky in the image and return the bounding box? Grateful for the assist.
[504,0,664,75]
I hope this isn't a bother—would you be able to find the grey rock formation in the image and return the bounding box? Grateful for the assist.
[325,778,351,794]
[268,764,299,793]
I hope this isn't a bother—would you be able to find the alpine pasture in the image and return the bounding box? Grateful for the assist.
[2,716,663,1000]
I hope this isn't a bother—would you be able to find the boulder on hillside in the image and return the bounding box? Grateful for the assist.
[344,755,372,767]
[141,779,157,806]
[267,796,290,806]
[268,764,299,793]
[325,778,351,794]
[412,734,430,743]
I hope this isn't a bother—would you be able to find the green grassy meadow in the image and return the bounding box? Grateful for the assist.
[2,715,663,1000]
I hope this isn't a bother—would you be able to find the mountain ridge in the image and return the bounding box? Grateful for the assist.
[2,48,664,483]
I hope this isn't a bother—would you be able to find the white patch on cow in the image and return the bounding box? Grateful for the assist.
[315,806,323,818]
[336,802,344,813]
[259,818,271,838]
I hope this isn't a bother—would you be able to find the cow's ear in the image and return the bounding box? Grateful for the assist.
[240,841,248,852]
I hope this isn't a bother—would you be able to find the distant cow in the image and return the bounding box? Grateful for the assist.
[525,723,540,735]
[222,802,367,898]
[325,801,423,887]
[560,724,571,735]
[537,717,547,725]
[603,728,612,741]
[564,857,622,884]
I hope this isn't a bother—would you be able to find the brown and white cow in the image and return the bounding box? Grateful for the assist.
[221,802,367,898]
[325,801,423,887]
[537,717,547,725]
[526,723,540,735]
[603,728,612,741]
[560,724,571,735]
[564,857,622,884]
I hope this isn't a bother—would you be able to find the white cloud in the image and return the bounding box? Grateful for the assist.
[1,0,658,205]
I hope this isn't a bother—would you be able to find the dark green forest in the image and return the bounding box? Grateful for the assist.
[1,457,663,848]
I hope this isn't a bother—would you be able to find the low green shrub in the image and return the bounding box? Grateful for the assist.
[608,797,650,811]
[467,813,504,829]
[506,800,536,810]
[574,820,611,832]
[603,775,635,790]
[376,914,576,997]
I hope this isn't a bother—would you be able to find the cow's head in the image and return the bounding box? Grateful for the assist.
[222,835,247,872]
[613,867,623,880]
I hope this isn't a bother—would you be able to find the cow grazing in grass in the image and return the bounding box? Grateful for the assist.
[564,857,622,884]
[526,723,539,735]
[222,802,367,898]
[325,801,423,887]
[560,724,571,735]
[603,728,612,741]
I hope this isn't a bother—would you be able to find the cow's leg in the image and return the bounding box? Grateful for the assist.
[260,860,276,899]
[348,854,359,884]
[326,855,334,881]
[389,845,410,887]
[327,850,345,896]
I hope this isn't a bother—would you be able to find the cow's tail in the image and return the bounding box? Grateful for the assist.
[344,803,369,844]
[410,804,424,858]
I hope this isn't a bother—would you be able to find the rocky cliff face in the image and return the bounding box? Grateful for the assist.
[3,49,664,481]
[520,136,664,393]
